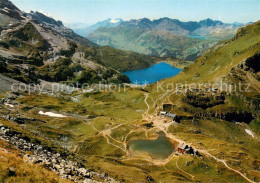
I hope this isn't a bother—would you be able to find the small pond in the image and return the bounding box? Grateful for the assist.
[128,132,175,159]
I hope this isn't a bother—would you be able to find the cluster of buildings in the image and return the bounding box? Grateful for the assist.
[177,143,201,156]
[160,111,177,120]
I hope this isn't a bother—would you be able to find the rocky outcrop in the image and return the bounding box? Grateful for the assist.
[0,0,24,20]
[244,53,260,73]
[183,91,225,109]
[25,11,96,48]
[0,124,119,183]
[27,11,63,27]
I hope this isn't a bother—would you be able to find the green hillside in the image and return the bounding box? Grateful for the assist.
[1,20,259,183]
[78,45,156,72]
[150,21,260,86]
[88,27,214,60]
[0,1,259,182]
[0,21,156,85]
[144,20,259,123]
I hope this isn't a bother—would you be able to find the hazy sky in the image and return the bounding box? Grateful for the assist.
[11,0,260,24]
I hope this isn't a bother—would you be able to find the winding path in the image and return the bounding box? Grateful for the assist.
[176,159,194,179]
[200,150,255,183]
[141,93,256,183]
[143,93,150,117]
[74,91,256,183]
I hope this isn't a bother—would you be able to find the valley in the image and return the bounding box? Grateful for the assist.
[87,18,243,60]
[1,75,259,182]
[0,0,259,183]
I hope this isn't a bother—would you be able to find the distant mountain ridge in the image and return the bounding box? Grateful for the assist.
[0,1,260,183]
[119,18,240,35]
[87,17,244,60]
[0,0,158,88]
[72,18,124,37]
[64,22,90,29]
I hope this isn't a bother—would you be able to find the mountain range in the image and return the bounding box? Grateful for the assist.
[70,18,124,37]
[0,1,159,88]
[0,0,259,182]
[118,18,241,35]
[87,17,244,60]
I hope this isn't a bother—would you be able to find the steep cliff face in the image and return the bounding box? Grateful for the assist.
[27,11,63,27]
[25,11,96,48]
[0,0,24,21]
[0,0,20,11]
[0,0,23,30]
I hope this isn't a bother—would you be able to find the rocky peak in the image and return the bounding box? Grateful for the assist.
[120,18,152,29]
[139,17,151,23]
[0,0,20,11]
[0,0,24,20]
[27,11,63,27]
[199,18,224,27]
[121,17,227,32]
[108,18,123,24]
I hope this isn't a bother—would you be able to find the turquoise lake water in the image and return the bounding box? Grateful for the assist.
[122,62,182,84]
[128,132,175,159]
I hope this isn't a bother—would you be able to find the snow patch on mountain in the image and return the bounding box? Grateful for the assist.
[110,19,120,23]
[39,111,67,118]
[245,129,254,138]
[38,10,53,18]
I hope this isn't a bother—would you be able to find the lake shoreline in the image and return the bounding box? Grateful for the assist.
[122,62,182,84]
[128,131,176,160]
